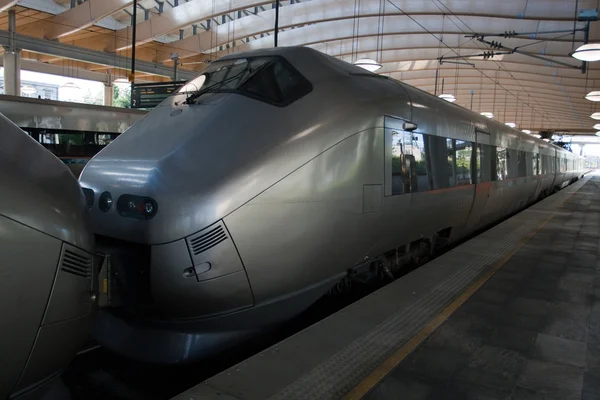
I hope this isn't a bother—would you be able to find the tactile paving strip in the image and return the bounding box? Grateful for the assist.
[267,179,588,400]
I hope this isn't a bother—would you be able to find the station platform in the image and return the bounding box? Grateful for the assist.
[174,173,600,400]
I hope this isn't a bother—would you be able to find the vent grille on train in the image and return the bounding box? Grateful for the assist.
[61,248,92,278]
[189,225,228,256]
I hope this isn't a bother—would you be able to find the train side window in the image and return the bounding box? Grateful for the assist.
[532,153,540,175]
[410,133,430,192]
[517,150,527,177]
[476,144,494,183]
[496,147,508,180]
[455,140,473,186]
[507,148,519,179]
[390,130,415,195]
[447,138,456,187]
[422,134,449,190]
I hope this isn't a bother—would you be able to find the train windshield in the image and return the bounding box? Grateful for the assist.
[181,56,312,106]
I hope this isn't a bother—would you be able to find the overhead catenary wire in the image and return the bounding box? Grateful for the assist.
[428,0,568,129]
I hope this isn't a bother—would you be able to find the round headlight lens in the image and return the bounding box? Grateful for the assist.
[82,187,94,209]
[117,194,158,220]
[99,191,112,212]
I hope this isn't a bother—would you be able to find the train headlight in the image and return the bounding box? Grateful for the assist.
[117,194,158,220]
[99,191,112,212]
[82,188,94,209]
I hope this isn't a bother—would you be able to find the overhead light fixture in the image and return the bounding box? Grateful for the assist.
[522,129,531,134]
[60,82,81,90]
[439,94,456,102]
[594,123,600,130]
[571,43,600,62]
[480,112,494,118]
[591,112,600,120]
[542,138,550,142]
[596,132,600,137]
[505,122,516,128]
[354,58,382,72]
[21,85,36,95]
[533,134,542,139]
[113,78,129,84]
[585,91,600,101]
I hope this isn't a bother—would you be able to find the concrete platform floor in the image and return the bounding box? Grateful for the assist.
[366,176,600,400]
[174,174,598,400]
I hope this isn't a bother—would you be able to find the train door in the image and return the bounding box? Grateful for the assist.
[465,129,493,230]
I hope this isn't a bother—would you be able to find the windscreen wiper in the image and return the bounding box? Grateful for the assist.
[184,61,274,104]
[184,68,249,104]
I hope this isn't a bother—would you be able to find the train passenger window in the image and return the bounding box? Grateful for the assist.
[422,134,450,190]
[533,153,540,175]
[411,133,430,192]
[447,138,456,187]
[476,144,494,183]
[496,147,508,180]
[390,130,415,195]
[507,149,518,179]
[455,140,472,186]
[517,150,527,177]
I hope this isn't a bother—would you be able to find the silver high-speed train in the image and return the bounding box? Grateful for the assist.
[0,113,96,398]
[80,46,585,363]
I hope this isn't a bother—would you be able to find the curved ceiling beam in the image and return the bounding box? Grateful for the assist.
[389,64,597,80]
[158,0,589,62]
[19,0,132,39]
[398,72,592,88]
[0,0,21,13]
[164,27,583,63]
[212,14,590,59]
[105,0,273,52]
[409,86,590,105]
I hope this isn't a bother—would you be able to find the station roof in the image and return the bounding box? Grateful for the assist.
[1,0,600,135]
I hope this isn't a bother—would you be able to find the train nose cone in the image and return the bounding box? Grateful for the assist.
[79,99,232,244]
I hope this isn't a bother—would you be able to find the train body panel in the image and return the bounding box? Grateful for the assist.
[79,46,586,363]
[0,113,96,399]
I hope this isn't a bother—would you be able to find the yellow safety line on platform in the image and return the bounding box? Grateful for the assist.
[344,187,581,400]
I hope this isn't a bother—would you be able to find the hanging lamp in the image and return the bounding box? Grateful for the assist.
[571,43,600,62]
[354,58,382,72]
[21,85,36,95]
[585,91,600,101]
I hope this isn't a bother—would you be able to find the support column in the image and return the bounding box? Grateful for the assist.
[3,48,21,96]
[4,8,20,96]
[103,83,114,106]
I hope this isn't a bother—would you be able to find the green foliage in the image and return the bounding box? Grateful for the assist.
[113,85,131,108]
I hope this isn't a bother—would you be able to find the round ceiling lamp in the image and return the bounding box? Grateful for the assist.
[596,132,600,137]
[571,43,600,62]
[533,134,542,139]
[60,82,81,90]
[522,129,531,134]
[439,94,456,102]
[480,112,494,118]
[21,85,36,95]
[591,112,600,120]
[585,91,600,101]
[505,122,516,128]
[593,123,600,130]
[354,58,382,72]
